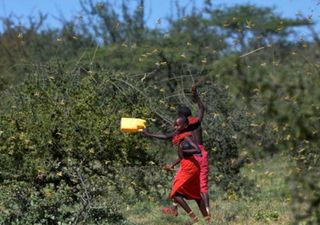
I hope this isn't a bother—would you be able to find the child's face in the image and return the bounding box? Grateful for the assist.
[174,118,187,131]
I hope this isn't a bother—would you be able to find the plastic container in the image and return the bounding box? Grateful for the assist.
[120,118,146,133]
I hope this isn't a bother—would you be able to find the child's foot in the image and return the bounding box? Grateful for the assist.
[161,206,178,217]
[204,215,211,224]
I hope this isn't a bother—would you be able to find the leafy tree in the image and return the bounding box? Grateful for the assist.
[209,5,311,49]
[79,0,146,45]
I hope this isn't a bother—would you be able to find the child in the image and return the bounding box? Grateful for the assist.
[167,116,209,223]
[143,85,210,218]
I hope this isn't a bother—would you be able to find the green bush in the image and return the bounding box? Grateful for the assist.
[0,60,170,224]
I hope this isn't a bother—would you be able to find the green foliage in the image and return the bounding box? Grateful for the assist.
[0,61,172,224]
[0,15,94,91]
[209,4,311,49]
[198,84,254,195]
[79,0,146,44]
[0,1,320,224]
[253,209,279,222]
[290,141,320,225]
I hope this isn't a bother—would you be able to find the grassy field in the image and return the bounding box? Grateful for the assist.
[124,154,294,225]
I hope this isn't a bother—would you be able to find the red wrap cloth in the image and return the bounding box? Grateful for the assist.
[194,145,209,193]
[172,132,193,145]
[169,156,201,200]
[188,116,199,125]
[169,116,204,199]
[170,131,201,200]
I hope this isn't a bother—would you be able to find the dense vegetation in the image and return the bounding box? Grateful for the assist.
[0,1,319,224]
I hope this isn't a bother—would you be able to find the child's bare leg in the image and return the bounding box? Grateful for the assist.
[196,198,208,217]
[173,195,192,213]
[172,202,178,212]
[173,195,199,222]
[201,192,210,216]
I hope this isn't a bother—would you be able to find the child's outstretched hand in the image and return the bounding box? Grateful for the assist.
[142,128,149,136]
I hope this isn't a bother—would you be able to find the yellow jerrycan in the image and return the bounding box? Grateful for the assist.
[120,118,146,133]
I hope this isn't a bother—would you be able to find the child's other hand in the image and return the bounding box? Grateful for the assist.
[142,128,149,136]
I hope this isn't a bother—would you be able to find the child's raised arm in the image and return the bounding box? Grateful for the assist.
[192,85,205,121]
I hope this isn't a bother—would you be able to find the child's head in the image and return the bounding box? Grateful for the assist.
[177,105,192,117]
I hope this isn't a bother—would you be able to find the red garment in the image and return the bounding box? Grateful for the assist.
[188,116,199,125]
[169,156,201,200]
[170,124,203,199]
[172,132,193,145]
[194,145,209,193]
